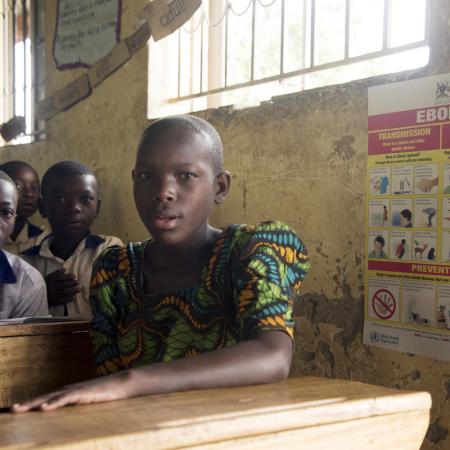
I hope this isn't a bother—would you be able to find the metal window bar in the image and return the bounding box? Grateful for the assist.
[200,4,204,93]
[224,1,229,87]
[170,0,430,104]
[382,0,390,49]
[310,0,315,67]
[21,0,26,123]
[11,0,16,116]
[279,0,284,75]
[344,0,350,59]
[424,0,430,42]
[250,0,256,81]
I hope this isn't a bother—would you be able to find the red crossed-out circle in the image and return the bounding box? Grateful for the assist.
[372,288,396,320]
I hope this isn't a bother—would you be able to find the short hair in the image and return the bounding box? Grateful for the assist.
[400,209,412,221]
[0,160,37,178]
[41,161,96,197]
[374,235,385,246]
[137,115,223,172]
[0,170,18,194]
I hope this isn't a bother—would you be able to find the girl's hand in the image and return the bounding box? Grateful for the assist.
[11,371,132,413]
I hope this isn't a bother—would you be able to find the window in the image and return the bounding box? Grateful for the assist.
[1,0,45,146]
[148,0,429,118]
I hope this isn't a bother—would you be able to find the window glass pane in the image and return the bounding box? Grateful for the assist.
[254,0,281,79]
[283,0,310,73]
[13,0,32,144]
[389,0,426,47]
[179,7,203,97]
[349,0,384,57]
[207,0,226,91]
[314,0,346,65]
[227,0,252,85]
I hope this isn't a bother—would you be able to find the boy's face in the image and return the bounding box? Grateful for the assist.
[0,180,17,246]
[40,174,100,240]
[133,130,229,247]
[10,166,40,219]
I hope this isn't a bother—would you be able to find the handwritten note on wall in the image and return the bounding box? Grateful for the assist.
[54,0,121,70]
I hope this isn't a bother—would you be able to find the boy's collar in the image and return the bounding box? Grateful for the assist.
[27,221,45,238]
[0,250,17,283]
[21,231,105,256]
[85,233,106,248]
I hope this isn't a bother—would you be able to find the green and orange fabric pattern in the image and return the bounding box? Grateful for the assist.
[90,221,310,376]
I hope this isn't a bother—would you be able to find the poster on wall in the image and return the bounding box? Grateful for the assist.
[364,73,450,361]
[54,0,122,70]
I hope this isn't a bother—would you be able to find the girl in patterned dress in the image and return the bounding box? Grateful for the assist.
[13,115,309,412]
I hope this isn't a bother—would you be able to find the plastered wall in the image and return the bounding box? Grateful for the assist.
[2,1,450,448]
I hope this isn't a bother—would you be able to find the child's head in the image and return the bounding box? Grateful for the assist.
[0,171,18,246]
[133,115,230,246]
[374,235,385,251]
[40,161,100,240]
[0,161,40,220]
[401,239,406,244]
[400,209,412,226]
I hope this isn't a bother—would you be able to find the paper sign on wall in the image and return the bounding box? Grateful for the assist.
[38,1,202,120]
[54,0,122,69]
[364,73,450,361]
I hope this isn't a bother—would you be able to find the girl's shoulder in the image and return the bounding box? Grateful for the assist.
[93,241,148,277]
[224,221,307,253]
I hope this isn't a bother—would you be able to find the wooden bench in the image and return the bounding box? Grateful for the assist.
[0,377,431,449]
[0,322,93,408]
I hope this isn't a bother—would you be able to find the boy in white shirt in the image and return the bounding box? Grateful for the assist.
[22,161,122,320]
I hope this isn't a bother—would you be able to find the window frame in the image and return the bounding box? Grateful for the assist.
[148,0,430,117]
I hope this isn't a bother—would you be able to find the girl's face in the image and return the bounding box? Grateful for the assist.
[132,130,229,248]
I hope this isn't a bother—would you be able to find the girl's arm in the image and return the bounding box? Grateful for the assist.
[11,330,292,412]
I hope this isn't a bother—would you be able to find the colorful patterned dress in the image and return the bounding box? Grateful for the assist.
[90,221,310,376]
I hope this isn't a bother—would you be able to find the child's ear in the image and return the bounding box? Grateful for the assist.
[214,171,231,205]
[96,199,102,217]
[38,197,46,218]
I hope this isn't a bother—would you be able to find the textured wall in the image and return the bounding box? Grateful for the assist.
[2,1,450,448]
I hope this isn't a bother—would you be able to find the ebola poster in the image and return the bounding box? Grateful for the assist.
[364,73,450,360]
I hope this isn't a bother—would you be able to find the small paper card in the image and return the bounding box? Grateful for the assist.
[143,0,202,41]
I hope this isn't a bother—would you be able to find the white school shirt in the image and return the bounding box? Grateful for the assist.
[3,221,49,255]
[22,233,123,320]
[0,250,48,319]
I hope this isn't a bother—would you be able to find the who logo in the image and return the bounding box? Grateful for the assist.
[369,331,380,344]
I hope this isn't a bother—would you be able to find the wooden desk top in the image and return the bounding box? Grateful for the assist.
[0,377,431,450]
[0,321,89,338]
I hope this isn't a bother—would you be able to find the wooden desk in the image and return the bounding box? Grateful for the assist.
[0,377,431,449]
[0,322,93,408]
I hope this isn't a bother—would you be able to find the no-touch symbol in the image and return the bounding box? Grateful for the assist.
[372,288,396,320]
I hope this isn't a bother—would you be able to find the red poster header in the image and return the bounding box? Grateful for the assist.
[368,260,450,276]
[369,104,450,131]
